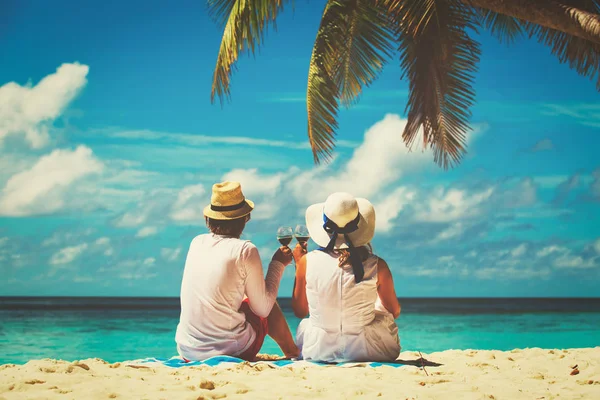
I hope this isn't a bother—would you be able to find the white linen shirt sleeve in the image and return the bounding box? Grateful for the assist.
[241,242,285,318]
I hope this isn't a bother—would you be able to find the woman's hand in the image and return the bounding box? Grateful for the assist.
[272,246,293,266]
[293,242,307,264]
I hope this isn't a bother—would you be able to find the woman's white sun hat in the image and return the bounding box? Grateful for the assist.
[203,181,254,220]
[305,192,376,250]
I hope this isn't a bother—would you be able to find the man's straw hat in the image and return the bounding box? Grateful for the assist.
[203,181,254,220]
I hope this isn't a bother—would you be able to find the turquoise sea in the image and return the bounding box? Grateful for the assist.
[1,297,599,365]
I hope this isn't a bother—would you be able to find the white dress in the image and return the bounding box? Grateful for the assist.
[296,250,401,362]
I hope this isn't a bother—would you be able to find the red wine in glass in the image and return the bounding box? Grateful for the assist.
[278,237,293,246]
[295,236,309,244]
[294,225,310,245]
[277,226,294,248]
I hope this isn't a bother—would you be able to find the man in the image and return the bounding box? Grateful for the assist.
[175,181,302,361]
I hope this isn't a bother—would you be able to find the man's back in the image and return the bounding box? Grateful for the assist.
[175,233,256,360]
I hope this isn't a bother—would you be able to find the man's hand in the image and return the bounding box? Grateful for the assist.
[272,246,293,266]
[293,242,307,263]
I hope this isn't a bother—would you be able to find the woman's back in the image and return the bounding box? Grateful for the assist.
[305,250,379,334]
[297,249,400,362]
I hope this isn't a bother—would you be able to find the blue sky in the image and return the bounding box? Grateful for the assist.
[1,0,599,297]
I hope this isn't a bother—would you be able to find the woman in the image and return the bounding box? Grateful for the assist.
[176,181,301,361]
[292,192,401,362]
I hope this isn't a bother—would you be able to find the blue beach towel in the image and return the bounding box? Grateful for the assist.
[128,356,406,369]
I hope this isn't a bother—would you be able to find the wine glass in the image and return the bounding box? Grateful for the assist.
[294,224,310,246]
[276,226,294,248]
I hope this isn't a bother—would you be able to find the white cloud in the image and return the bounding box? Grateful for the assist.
[0,63,89,148]
[161,247,182,262]
[113,209,150,227]
[374,187,416,233]
[116,257,157,280]
[135,226,159,238]
[112,114,486,234]
[170,184,207,222]
[593,238,600,254]
[291,114,435,204]
[535,241,599,269]
[435,222,465,242]
[496,178,537,208]
[511,244,528,258]
[476,267,551,280]
[417,187,494,223]
[0,145,103,216]
[542,103,600,127]
[553,254,596,269]
[143,257,155,266]
[95,237,111,246]
[536,245,567,258]
[99,128,360,150]
[221,169,286,220]
[437,255,455,263]
[50,243,88,265]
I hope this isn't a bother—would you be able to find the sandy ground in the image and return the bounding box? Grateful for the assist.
[1,348,599,400]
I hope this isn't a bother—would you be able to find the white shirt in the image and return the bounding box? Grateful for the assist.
[296,250,400,362]
[175,233,285,360]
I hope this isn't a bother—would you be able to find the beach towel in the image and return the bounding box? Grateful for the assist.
[128,356,406,369]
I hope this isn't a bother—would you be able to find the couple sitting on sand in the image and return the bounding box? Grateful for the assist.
[175,181,401,363]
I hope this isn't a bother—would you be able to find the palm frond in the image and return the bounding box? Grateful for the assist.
[476,9,525,44]
[395,0,481,169]
[306,1,342,164]
[335,1,395,106]
[209,0,287,105]
[467,0,600,45]
[519,0,600,90]
[306,0,395,163]
[526,22,600,90]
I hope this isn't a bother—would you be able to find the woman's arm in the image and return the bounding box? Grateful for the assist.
[377,258,401,319]
[243,243,291,318]
[291,254,309,318]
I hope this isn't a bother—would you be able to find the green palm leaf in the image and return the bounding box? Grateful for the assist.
[306,0,395,163]
[395,0,481,169]
[209,0,288,105]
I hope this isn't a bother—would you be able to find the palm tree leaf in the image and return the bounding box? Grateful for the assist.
[306,1,342,164]
[473,1,600,89]
[526,22,600,90]
[467,0,600,45]
[306,0,395,163]
[395,0,481,169]
[523,0,600,90]
[334,1,395,107]
[209,0,288,105]
[476,9,525,44]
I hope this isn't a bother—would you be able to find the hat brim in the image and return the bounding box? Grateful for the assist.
[203,199,254,220]
[305,198,375,249]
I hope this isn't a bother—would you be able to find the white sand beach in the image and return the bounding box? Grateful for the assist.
[1,348,599,399]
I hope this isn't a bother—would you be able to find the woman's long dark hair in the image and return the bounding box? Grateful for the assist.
[335,244,373,268]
